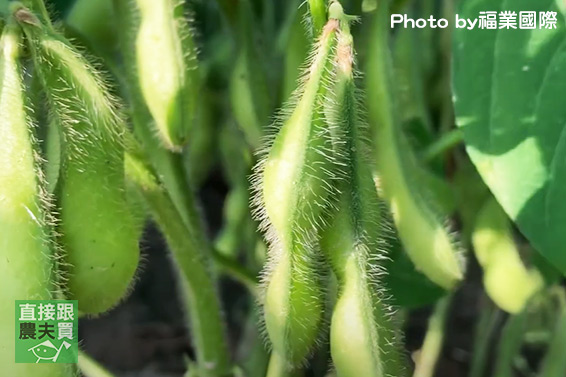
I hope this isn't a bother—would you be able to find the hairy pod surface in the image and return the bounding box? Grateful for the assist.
[21,15,139,315]
[321,18,406,376]
[472,198,542,314]
[135,0,199,150]
[0,23,71,377]
[365,2,463,290]
[255,16,340,366]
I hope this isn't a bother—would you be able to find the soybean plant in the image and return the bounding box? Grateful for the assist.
[0,20,72,377]
[18,5,140,314]
[2,0,563,376]
[366,0,463,290]
[134,0,199,150]
[255,11,340,369]
[321,4,406,376]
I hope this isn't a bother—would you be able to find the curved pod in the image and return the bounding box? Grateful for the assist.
[22,19,140,315]
[259,17,340,366]
[135,0,199,150]
[0,23,71,377]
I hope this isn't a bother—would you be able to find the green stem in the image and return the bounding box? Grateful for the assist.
[422,129,463,162]
[539,289,566,377]
[266,352,288,377]
[212,249,259,296]
[308,0,326,34]
[125,151,231,377]
[112,3,232,373]
[493,310,527,377]
[469,301,502,377]
[78,351,115,377]
[413,295,451,377]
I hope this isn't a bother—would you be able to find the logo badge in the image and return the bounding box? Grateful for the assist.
[15,300,78,363]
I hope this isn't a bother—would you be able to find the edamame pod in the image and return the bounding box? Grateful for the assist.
[366,0,463,290]
[472,198,542,313]
[20,11,139,315]
[255,14,340,366]
[321,14,406,376]
[135,0,199,150]
[0,22,71,377]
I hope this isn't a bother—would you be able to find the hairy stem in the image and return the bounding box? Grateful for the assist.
[422,129,463,162]
[112,2,232,372]
[125,150,231,377]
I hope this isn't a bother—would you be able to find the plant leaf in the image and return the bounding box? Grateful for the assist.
[453,0,566,272]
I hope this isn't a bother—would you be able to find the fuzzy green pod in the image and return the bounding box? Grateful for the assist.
[472,198,542,313]
[256,16,340,366]
[366,0,463,290]
[0,22,71,377]
[20,12,139,315]
[135,0,199,150]
[321,16,406,376]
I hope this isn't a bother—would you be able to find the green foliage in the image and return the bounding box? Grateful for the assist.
[1,0,566,376]
[453,0,566,273]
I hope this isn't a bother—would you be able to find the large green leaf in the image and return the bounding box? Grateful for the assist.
[453,0,566,272]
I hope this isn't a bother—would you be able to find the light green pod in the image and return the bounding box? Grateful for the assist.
[321,18,406,376]
[258,16,340,366]
[366,1,463,290]
[135,0,199,150]
[472,198,542,313]
[21,15,139,315]
[0,23,71,377]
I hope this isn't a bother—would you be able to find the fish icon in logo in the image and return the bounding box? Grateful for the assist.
[28,340,71,363]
